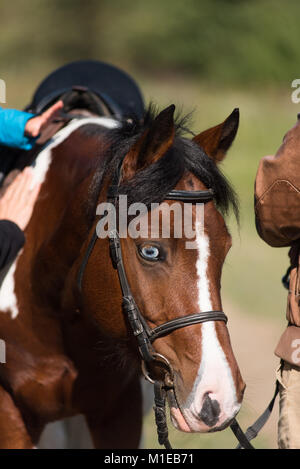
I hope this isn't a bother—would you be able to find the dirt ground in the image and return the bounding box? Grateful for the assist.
[224,297,286,448]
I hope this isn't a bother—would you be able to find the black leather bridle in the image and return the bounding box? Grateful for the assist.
[76,159,277,450]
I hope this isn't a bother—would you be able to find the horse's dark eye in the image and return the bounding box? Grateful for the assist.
[139,245,160,261]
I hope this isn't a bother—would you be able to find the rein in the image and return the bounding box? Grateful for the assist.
[76,158,278,450]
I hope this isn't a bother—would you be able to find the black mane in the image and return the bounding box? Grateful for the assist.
[85,106,239,221]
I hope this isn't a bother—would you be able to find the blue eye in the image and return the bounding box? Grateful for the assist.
[140,245,160,261]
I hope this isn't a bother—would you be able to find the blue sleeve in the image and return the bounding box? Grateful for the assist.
[0,107,37,150]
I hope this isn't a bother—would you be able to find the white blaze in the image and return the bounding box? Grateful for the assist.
[0,117,119,319]
[184,221,240,424]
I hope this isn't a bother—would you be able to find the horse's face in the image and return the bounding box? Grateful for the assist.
[83,106,244,433]
[117,107,245,433]
[122,187,243,433]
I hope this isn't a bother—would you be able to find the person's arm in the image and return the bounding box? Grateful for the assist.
[0,108,36,150]
[0,167,40,270]
[0,101,63,151]
[0,220,25,269]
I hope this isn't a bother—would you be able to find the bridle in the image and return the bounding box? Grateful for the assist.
[77,158,277,450]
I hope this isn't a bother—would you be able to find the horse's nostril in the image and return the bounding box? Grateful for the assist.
[199,393,220,427]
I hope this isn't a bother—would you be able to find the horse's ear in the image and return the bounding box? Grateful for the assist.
[121,105,175,181]
[193,108,239,163]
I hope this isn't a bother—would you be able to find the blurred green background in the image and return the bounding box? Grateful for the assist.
[1,0,299,449]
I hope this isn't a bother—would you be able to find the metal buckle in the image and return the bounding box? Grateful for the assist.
[141,353,174,385]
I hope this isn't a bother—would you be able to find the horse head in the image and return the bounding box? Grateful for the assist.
[78,105,245,434]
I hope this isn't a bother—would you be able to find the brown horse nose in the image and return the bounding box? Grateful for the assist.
[199,392,221,427]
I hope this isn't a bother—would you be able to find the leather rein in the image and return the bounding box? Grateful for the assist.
[76,159,278,450]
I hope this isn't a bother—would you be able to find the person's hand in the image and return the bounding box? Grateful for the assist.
[24,100,64,138]
[0,167,41,231]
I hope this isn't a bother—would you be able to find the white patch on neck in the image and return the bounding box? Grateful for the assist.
[0,117,119,319]
[0,251,22,318]
[184,222,239,422]
[30,117,120,188]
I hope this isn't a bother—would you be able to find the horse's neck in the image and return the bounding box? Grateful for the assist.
[21,121,119,310]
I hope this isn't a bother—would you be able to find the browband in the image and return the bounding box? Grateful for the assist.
[165,189,214,202]
[107,187,215,203]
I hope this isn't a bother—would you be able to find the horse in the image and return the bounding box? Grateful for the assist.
[0,90,245,448]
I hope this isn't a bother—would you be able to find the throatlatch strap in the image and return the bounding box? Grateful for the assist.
[77,230,98,291]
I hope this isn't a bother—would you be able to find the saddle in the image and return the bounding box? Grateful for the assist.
[26,60,145,119]
[0,60,145,181]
